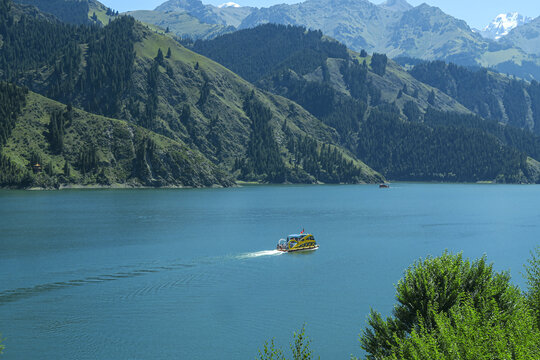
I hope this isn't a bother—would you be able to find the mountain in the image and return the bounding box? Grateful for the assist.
[379,0,412,12]
[219,2,240,8]
[480,12,532,40]
[0,1,382,187]
[237,0,540,80]
[239,0,399,53]
[155,0,254,27]
[191,24,540,183]
[502,16,540,56]
[4,0,540,185]
[126,10,235,40]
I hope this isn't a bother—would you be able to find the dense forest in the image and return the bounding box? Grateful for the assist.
[410,60,540,133]
[235,93,371,184]
[0,0,136,118]
[0,82,30,186]
[237,93,287,182]
[192,24,350,83]
[12,0,90,24]
[357,105,525,182]
[0,0,95,82]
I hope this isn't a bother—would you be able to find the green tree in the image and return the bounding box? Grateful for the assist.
[370,53,387,76]
[427,90,435,105]
[402,100,422,122]
[257,339,285,360]
[290,324,317,360]
[63,160,71,178]
[359,251,519,359]
[44,161,54,176]
[257,324,318,360]
[155,48,164,65]
[166,47,172,59]
[525,247,540,327]
[386,297,540,360]
[48,110,65,154]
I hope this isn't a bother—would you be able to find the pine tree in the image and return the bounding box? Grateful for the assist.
[428,90,435,105]
[45,162,54,176]
[166,47,171,59]
[155,48,164,65]
[370,53,388,76]
[63,160,70,178]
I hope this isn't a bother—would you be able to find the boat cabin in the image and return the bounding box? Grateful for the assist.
[287,234,314,242]
[277,233,318,252]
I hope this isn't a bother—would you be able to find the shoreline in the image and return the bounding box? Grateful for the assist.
[1,180,539,191]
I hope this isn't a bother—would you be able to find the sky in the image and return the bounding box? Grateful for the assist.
[101,0,539,29]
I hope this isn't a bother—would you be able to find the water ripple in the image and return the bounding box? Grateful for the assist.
[0,249,281,305]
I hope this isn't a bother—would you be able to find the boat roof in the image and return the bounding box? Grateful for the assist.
[288,233,310,237]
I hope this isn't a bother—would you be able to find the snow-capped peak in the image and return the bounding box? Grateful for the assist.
[218,2,241,8]
[481,12,532,40]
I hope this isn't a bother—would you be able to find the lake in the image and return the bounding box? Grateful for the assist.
[0,184,539,359]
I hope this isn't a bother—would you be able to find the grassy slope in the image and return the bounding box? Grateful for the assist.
[130,25,383,183]
[2,91,232,188]
[350,52,471,115]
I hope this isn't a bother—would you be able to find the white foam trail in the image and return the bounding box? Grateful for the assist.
[238,250,283,259]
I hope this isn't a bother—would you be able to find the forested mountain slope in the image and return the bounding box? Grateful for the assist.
[0,0,382,187]
[192,24,469,115]
[192,24,540,183]
[409,61,540,133]
[12,0,118,25]
[0,85,232,188]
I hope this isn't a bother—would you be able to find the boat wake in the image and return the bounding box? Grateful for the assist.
[237,249,283,259]
[0,249,285,305]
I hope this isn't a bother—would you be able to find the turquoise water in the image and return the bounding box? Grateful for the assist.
[0,184,539,359]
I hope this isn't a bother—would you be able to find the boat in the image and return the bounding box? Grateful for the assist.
[379,183,390,188]
[277,233,319,253]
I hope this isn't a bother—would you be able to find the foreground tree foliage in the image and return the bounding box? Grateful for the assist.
[525,247,540,327]
[359,251,540,360]
[257,324,319,360]
[383,299,540,359]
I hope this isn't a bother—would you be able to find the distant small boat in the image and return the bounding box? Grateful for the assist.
[379,183,390,188]
[277,233,319,253]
